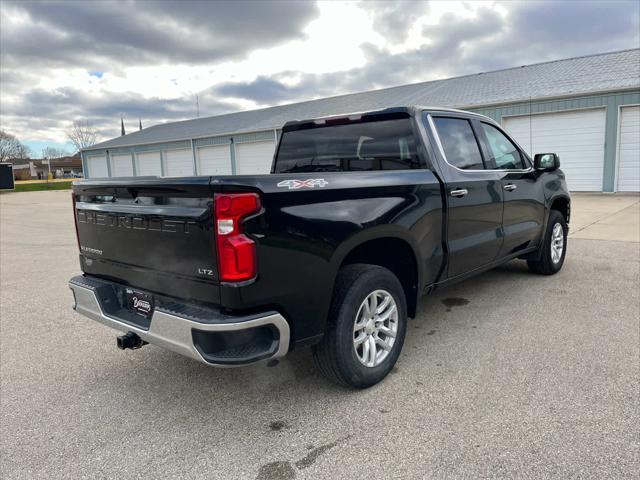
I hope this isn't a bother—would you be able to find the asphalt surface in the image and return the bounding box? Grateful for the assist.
[1,190,638,479]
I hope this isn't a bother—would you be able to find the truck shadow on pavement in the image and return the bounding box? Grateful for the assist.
[104,259,542,400]
[80,258,564,479]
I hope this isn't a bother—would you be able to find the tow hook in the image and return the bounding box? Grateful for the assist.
[116,332,147,350]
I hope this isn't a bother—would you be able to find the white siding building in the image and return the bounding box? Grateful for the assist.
[83,49,640,192]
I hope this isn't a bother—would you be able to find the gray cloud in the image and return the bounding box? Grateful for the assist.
[212,6,506,106]
[216,76,302,103]
[1,0,318,68]
[462,0,640,71]
[213,1,639,105]
[361,0,431,44]
[3,84,240,141]
[0,0,317,143]
[1,0,638,148]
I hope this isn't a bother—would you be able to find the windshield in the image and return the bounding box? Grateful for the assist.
[274,117,420,173]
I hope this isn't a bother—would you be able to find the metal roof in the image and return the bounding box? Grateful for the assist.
[88,49,640,151]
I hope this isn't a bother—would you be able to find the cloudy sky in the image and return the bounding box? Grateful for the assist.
[1,0,638,156]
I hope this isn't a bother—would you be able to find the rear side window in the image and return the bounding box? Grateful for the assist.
[274,118,420,173]
[480,122,525,170]
[433,117,484,170]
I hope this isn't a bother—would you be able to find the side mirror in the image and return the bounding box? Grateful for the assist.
[534,153,560,171]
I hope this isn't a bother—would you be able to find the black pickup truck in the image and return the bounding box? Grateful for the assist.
[69,106,570,388]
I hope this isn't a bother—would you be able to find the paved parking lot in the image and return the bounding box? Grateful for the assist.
[1,190,638,479]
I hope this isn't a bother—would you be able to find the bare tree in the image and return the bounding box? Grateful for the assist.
[66,120,98,152]
[41,146,67,160]
[0,130,30,162]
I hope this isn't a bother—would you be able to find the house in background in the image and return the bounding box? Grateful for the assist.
[45,154,83,178]
[9,153,83,180]
[81,49,639,192]
[11,162,32,180]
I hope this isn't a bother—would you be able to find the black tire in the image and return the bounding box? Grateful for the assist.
[527,210,568,275]
[312,264,407,389]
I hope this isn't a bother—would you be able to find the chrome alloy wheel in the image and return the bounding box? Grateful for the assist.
[353,290,398,368]
[551,222,564,264]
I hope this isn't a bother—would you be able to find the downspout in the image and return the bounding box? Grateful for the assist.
[230,138,237,175]
[191,138,198,175]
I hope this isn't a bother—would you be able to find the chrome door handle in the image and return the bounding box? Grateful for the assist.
[504,184,517,191]
[450,189,468,198]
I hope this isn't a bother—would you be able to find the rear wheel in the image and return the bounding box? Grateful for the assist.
[528,210,567,275]
[312,264,407,388]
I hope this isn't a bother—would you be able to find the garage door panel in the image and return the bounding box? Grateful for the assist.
[536,129,604,138]
[111,154,134,177]
[86,155,108,178]
[503,109,605,191]
[164,148,194,177]
[617,106,640,192]
[136,152,162,176]
[531,123,603,133]
[235,141,275,175]
[198,145,232,175]
[620,124,639,135]
[619,166,638,180]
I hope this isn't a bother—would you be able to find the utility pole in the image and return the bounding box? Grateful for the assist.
[45,156,51,183]
[41,147,53,183]
[196,95,200,118]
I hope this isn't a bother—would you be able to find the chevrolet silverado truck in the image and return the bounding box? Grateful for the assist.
[69,107,570,388]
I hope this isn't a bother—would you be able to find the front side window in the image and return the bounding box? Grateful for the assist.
[274,117,420,173]
[432,117,485,170]
[480,123,525,170]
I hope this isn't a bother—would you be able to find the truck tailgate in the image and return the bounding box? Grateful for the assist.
[73,178,220,304]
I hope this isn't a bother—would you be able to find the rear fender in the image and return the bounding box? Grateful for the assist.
[331,226,423,284]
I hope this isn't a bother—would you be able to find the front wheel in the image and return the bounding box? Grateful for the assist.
[312,264,407,388]
[528,210,568,275]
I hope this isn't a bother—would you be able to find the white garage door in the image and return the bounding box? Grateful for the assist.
[617,106,640,192]
[235,141,275,175]
[110,154,134,177]
[86,154,108,178]
[197,145,232,175]
[164,148,194,177]
[503,108,606,191]
[136,151,162,176]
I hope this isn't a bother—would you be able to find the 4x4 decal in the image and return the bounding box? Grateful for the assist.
[277,179,329,190]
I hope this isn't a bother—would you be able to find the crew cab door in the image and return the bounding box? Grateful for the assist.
[475,121,545,257]
[428,114,504,278]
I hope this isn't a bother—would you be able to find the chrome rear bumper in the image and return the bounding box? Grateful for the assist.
[69,275,290,366]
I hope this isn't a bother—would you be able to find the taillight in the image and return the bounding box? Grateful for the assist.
[71,192,80,250]
[214,193,261,282]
